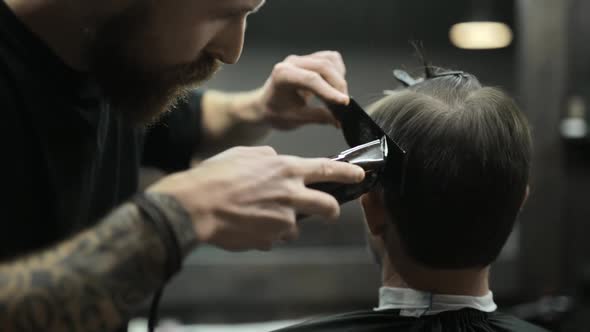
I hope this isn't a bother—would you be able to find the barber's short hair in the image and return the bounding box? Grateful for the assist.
[369,68,532,269]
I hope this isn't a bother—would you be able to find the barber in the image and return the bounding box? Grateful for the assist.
[0,0,365,331]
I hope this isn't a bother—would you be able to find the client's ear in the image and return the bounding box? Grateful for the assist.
[361,191,387,236]
[521,185,530,210]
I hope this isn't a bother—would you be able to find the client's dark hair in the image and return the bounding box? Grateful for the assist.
[369,68,532,269]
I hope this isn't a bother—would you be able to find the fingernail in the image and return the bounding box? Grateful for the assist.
[356,167,366,182]
[330,209,341,221]
[341,94,350,105]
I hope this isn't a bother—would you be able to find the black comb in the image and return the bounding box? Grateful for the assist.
[300,98,407,220]
[328,98,407,190]
[328,99,405,156]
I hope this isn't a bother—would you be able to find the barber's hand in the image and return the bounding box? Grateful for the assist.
[147,146,365,251]
[258,51,349,130]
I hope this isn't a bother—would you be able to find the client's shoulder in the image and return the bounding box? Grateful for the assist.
[489,311,552,332]
[272,309,405,332]
[272,309,552,332]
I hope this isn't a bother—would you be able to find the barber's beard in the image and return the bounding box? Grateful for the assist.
[88,8,222,124]
[91,51,221,124]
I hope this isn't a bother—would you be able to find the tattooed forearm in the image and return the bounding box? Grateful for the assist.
[0,194,198,332]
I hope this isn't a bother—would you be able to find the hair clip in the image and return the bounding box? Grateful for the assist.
[393,69,424,87]
[432,70,469,79]
[391,69,470,94]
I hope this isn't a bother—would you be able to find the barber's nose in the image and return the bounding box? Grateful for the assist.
[207,21,246,64]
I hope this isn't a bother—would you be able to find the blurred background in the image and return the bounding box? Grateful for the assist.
[136,0,590,330]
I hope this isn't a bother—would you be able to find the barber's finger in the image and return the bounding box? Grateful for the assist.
[289,106,340,127]
[280,225,300,242]
[273,63,349,105]
[252,146,278,157]
[285,56,348,94]
[290,188,341,220]
[309,51,347,76]
[253,205,296,227]
[255,241,274,252]
[229,145,277,157]
[284,157,365,184]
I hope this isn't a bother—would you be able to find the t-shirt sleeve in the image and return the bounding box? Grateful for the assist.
[141,89,204,173]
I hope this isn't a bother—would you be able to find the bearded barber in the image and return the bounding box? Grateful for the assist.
[0,0,365,331]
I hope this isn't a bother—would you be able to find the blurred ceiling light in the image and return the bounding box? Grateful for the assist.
[449,21,513,49]
[450,0,514,50]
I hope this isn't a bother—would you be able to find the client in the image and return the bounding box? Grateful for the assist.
[274,67,548,332]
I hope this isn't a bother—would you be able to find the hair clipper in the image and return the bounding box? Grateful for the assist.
[306,138,388,205]
[300,98,406,220]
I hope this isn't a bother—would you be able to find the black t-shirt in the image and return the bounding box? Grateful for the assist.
[272,309,551,332]
[0,0,204,260]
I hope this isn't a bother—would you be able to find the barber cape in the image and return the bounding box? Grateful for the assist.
[272,287,550,332]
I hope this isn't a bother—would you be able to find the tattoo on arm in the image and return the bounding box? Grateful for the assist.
[0,195,197,332]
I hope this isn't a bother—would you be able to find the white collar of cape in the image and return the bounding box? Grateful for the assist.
[374,286,497,318]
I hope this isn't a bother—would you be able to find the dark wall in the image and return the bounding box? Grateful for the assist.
[563,0,590,292]
[517,0,568,300]
[242,0,514,50]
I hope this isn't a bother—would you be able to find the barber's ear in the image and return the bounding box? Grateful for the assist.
[361,191,387,236]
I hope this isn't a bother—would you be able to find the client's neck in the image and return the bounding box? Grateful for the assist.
[381,254,490,297]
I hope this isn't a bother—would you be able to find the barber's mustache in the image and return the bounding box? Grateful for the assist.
[177,52,223,82]
[192,52,221,70]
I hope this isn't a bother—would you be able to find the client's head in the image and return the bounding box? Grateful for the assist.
[361,68,532,293]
